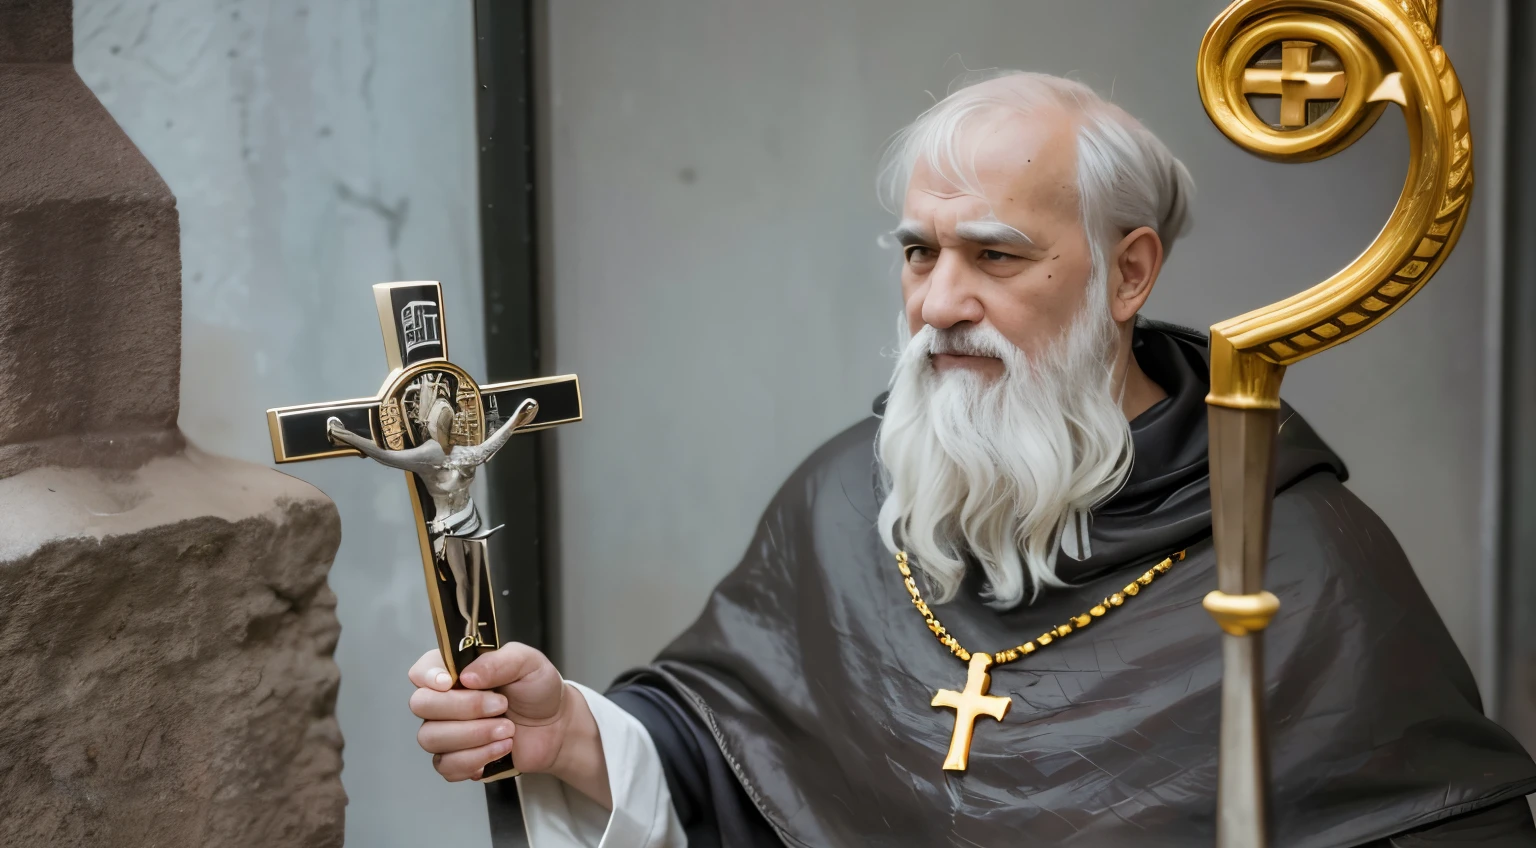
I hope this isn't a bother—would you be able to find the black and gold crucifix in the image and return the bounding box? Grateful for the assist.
[931,652,1011,771]
[266,281,582,782]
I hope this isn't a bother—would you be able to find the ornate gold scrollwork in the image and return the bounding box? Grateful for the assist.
[451,384,484,447]
[1197,0,1470,408]
[378,398,406,450]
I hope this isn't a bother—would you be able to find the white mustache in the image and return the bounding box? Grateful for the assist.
[923,325,1015,359]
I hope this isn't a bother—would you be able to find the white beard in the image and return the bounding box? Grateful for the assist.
[875,299,1133,609]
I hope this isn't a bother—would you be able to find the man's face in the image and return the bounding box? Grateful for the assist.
[898,107,1094,380]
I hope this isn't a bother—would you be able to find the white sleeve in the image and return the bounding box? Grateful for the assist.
[516,681,687,848]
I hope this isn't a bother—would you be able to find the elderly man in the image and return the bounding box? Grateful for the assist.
[406,73,1536,846]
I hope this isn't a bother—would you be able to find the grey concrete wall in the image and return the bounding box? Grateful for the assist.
[544,0,1503,699]
[74,2,488,845]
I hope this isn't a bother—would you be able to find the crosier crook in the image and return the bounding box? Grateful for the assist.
[1194,2,1471,845]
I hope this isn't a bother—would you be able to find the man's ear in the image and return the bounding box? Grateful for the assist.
[1110,226,1163,324]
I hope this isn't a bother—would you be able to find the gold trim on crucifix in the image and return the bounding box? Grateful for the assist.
[931,652,1011,772]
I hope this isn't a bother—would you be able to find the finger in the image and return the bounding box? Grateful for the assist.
[410,686,508,721]
[433,738,515,782]
[460,643,546,690]
[417,717,515,755]
[407,649,453,691]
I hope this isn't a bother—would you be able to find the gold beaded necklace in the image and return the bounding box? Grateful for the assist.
[896,548,1187,771]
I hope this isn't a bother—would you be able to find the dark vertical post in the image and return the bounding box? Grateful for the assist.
[474,1,544,843]
[1497,0,1536,751]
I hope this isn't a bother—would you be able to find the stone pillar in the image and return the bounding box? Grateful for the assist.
[0,1,346,844]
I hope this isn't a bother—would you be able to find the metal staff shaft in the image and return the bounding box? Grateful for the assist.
[1204,358,1285,846]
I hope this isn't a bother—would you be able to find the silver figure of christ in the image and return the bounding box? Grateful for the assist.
[326,392,539,650]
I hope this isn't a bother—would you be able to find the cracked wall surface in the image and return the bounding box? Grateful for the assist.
[0,452,345,847]
[70,2,490,844]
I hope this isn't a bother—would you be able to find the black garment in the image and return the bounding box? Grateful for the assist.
[606,686,782,848]
[604,323,1536,846]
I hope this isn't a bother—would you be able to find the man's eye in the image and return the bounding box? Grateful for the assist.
[904,246,936,263]
[979,249,1020,262]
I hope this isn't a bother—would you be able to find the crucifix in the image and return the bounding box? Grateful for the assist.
[266,281,582,782]
[1241,40,1346,128]
[931,652,1011,772]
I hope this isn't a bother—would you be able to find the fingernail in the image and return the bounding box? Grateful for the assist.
[483,694,507,714]
[431,669,451,688]
[495,721,515,740]
[495,738,513,754]
[460,671,479,688]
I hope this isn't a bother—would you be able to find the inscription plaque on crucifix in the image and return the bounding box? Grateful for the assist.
[266,281,582,782]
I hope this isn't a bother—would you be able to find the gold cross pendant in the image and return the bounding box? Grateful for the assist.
[931,652,1012,771]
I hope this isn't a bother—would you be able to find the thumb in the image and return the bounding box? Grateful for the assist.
[459,643,547,690]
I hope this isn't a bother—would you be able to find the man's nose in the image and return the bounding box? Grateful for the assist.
[920,256,984,329]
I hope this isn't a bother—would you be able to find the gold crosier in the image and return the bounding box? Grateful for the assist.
[1195,1,1470,845]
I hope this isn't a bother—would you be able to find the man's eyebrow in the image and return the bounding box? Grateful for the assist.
[954,220,1039,250]
[891,220,934,246]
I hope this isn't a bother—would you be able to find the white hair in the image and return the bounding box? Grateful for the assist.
[873,72,1194,607]
[877,70,1195,269]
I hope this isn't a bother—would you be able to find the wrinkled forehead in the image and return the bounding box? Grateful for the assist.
[903,106,1082,224]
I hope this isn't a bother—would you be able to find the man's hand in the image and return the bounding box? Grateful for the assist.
[408,645,611,807]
